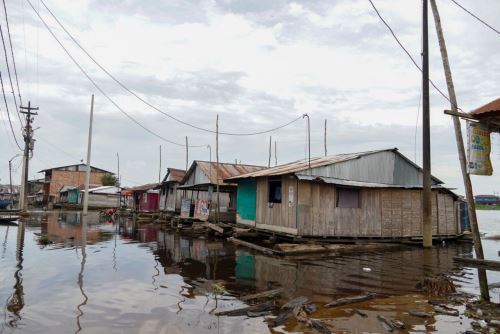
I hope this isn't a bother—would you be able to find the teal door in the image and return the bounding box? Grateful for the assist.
[236,179,257,221]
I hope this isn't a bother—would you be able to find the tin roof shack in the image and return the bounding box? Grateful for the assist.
[158,168,186,213]
[131,184,160,212]
[39,164,112,203]
[227,148,460,239]
[78,186,121,209]
[59,186,79,204]
[178,161,266,222]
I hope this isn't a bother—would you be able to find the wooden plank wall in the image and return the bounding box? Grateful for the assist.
[255,176,297,230]
[255,177,457,238]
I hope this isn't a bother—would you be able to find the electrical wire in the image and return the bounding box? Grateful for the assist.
[37,0,303,136]
[2,0,23,107]
[26,0,205,148]
[37,135,82,161]
[367,0,461,111]
[0,23,22,125]
[450,0,500,36]
[0,71,22,150]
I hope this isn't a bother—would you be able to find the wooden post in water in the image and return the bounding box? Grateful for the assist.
[430,0,489,301]
[421,0,432,248]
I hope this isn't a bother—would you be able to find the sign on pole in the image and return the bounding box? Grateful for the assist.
[467,121,493,175]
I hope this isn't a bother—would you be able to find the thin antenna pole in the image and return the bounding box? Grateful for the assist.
[268,136,272,167]
[185,136,188,172]
[324,119,327,156]
[274,141,277,166]
[216,115,220,224]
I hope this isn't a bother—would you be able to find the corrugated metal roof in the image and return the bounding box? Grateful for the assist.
[182,161,266,186]
[39,163,112,174]
[162,168,185,183]
[131,183,160,192]
[227,149,394,179]
[470,98,500,117]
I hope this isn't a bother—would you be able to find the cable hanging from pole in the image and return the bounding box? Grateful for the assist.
[450,0,500,36]
[36,0,302,136]
[0,23,22,125]
[0,71,22,150]
[2,0,23,107]
[367,0,462,112]
[26,0,205,148]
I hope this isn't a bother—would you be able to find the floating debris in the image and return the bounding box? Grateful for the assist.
[325,293,376,308]
[282,296,309,310]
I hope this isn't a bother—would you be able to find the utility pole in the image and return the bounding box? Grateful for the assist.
[274,141,277,166]
[324,119,327,156]
[303,114,311,168]
[430,0,489,301]
[422,0,432,248]
[82,95,94,216]
[216,115,220,224]
[19,101,38,214]
[185,136,188,172]
[268,136,272,167]
[117,152,120,209]
[159,145,162,183]
[8,154,21,209]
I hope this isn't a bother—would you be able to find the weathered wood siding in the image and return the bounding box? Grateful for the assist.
[254,178,457,237]
[255,176,297,232]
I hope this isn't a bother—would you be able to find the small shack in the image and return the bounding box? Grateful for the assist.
[131,183,160,212]
[59,186,79,204]
[178,161,266,222]
[78,186,121,208]
[158,168,186,213]
[226,148,461,239]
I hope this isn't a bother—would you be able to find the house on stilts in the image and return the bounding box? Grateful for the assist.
[158,168,187,213]
[177,161,266,222]
[226,148,463,239]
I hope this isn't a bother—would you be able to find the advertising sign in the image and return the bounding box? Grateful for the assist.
[467,121,493,175]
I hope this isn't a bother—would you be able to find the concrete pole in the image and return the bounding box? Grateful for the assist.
[185,136,188,172]
[268,136,271,168]
[422,0,433,248]
[216,115,220,224]
[324,119,327,156]
[82,94,94,216]
[430,0,489,301]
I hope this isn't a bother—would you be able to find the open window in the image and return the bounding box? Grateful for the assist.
[336,187,360,208]
[268,177,282,203]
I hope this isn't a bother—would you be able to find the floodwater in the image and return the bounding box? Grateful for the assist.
[0,210,498,334]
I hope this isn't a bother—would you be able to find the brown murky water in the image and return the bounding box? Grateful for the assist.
[0,210,498,333]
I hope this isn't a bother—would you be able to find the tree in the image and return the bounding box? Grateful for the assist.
[101,173,118,186]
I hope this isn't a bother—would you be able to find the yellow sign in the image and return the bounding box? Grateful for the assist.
[467,121,493,175]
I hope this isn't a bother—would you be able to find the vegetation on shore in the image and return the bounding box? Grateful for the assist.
[475,204,500,210]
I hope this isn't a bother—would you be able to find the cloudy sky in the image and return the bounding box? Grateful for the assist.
[1,0,499,195]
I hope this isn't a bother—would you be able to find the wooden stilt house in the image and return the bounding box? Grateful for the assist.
[158,168,187,213]
[177,161,266,222]
[226,148,461,238]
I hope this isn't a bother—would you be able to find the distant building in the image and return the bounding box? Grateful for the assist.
[39,164,113,204]
[474,195,500,206]
[158,168,186,213]
[131,183,160,212]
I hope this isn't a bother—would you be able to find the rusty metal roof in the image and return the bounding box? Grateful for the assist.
[182,161,266,186]
[131,183,160,192]
[470,98,500,118]
[161,168,186,183]
[226,149,394,180]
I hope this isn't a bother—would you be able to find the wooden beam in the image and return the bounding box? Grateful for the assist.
[453,256,500,271]
[443,109,477,120]
[228,237,282,255]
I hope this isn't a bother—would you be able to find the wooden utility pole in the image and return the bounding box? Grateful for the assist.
[422,0,432,248]
[117,152,120,209]
[19,101,38,214]
[324,119,327,156]
[430,0,489,301]
[268,136,272,167]
[274,141,277,166]
[216,115,220,224]
[303,114,311,168]
[185,136,188,172]
[82,95,94,216]
[159,145,162,183]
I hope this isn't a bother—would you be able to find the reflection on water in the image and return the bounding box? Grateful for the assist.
[0,210,497,333]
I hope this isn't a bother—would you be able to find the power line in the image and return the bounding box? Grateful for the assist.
[0,71,22,150]
[2,0,23,106]
[450,0,500,36]
[37,0,303,136]
[26,0,205,148]
[367,0,461,111]
[0,22,21,125]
